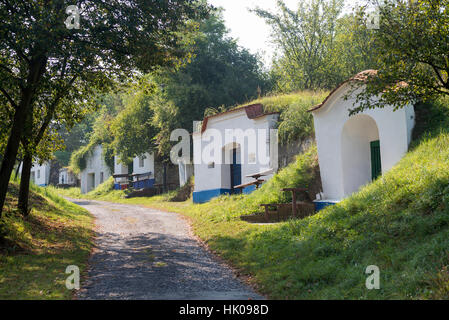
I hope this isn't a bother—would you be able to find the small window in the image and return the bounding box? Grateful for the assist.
[208,162,215,169]
[37,170,40,179]
[139,156,145,168]
[100,172,104,183]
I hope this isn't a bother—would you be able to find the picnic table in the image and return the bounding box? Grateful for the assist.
[259,187,312,221]
[245,169,273,180]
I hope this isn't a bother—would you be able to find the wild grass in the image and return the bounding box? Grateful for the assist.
[234,91,328,143]
[0,182,94,299]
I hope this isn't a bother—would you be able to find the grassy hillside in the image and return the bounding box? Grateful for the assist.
[223,91,328,143]
[0,181,93,299]
[55,96,449,299]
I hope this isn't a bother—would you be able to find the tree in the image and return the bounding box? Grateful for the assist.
[255,0,378,92]
[153,9,269,154]
[351,0,449,113]
[110,77,162,163]
[0,0,208,216]
[255,0,344,90]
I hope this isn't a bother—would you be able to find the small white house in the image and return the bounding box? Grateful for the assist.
[58,167,77,186]
[30,161,51,187]
[311,70,415,209]
[80,145,111,194]
[192,104,279,203]
[131,152,155,189]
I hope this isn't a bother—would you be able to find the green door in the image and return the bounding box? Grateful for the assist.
[370,140,382,180]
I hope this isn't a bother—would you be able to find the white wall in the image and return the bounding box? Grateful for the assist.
[312,83,415,200]
[178,160,193,187]
[30,161,50,186]
[341,114,379,196]
[114,156,128,183]
[132,152,154,176]
[80,145,111,193]
[193,109,278,193]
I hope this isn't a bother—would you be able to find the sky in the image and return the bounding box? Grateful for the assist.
[208,0,365,67]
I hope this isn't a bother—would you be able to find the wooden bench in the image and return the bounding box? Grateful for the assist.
[233,179,265,194]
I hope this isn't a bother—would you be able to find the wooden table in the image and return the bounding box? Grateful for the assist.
[245,169,273,181]
[281,188,308,218]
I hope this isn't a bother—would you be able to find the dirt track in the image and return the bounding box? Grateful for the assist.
[71,199,263,300]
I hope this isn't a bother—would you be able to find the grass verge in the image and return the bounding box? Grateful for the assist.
[0,182,94,299]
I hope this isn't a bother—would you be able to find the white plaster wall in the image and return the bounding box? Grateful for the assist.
[30,161,50,186]
[80,145,111,193]
[312,84,415,200]
[341,114,379,196]
[114,156,129,183]
[132,152,154,175]
[193,110,278,193]
[114,156,128,174]
[178,160,193,186]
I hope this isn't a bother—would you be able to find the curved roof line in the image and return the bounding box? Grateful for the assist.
[201,103,279,133]
[308,70,378,113]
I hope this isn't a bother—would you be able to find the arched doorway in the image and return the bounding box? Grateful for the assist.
[341,114,380,196]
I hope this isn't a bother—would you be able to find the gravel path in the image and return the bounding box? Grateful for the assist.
[71,199,263,300]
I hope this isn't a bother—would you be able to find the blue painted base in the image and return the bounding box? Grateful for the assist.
[242,185,256,194]
[313,200,339,212]
[193,189,231,204]
[193,185,259,204]
[114,183,130,190]
[132,178,155,190]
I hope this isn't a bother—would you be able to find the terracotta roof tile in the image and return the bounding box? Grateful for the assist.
[308,70,378,113]
[201,103,279,133]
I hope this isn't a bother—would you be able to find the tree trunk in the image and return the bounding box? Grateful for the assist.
[0,101,30,217]
[18,153,32,216]
[14,160,22,180]
[0,54,47,217]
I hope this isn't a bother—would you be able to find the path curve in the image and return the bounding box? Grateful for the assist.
[71,199,263,300]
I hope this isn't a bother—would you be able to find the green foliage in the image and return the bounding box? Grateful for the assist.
[152,9,270,156]
[352,0,449,112]
[234,91,328,143]
[255,0,377,91]
[51,176,128,201]
[86,177,115,198]
[110,77,161,162]
[69,92,126,174]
